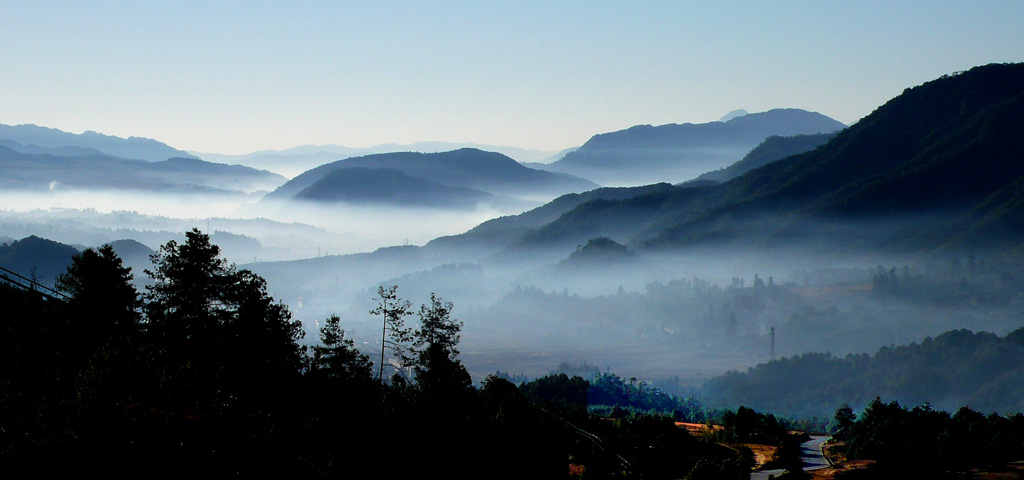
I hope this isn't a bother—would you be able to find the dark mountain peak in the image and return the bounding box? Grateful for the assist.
[0,235,80,283]
[561,237,636,267]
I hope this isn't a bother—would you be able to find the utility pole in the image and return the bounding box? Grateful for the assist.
[770,326,775,362]
[378,295,388,383]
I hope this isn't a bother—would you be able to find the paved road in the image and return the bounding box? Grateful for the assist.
[749,435,831,480]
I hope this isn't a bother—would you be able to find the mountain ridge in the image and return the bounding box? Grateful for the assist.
[0,123,195,162]
[264,148,598,204]
[192,142,567,178]
[430,63,1024,257]
[544,108,846,186]
[0,146,285,194]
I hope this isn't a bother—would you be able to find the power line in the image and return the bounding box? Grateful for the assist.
[0,265,69,301]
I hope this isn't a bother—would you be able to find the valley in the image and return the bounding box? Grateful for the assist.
[5,59,1024,478]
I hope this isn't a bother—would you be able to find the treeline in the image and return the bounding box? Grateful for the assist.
[0,229,752,479]
[517,370,708,422]
[472,255,1024,386]
[867,255,1024,309]
[517,372,821,477]
[832,398,1024,477]
[589,373,707,422]
[704,327,1024,417]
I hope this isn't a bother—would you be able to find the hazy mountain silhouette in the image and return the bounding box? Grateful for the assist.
[0,139,122,159]
[544,108,845,186]
[194,142,565,178]
[427,183,677,253]
[264,148,598,204]
[0,147,285,194]
[525,147,579,166]
[0,123,195,162]
[687,133,837,185]
[510,63,1024,254]
[108,238,154,262]
[292,167,503,210]
[717,109,749,122]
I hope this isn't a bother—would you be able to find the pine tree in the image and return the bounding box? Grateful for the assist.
[412,293,471,397]
[56,244,140,345]
[144,228,303,406]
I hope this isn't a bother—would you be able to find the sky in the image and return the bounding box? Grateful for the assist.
[2,1,1023,154]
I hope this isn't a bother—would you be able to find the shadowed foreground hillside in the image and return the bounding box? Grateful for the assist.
[1,230,756,479]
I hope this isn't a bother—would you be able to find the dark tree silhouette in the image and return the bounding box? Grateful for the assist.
[412,293,471,396]
[370,285,413,382]
[309,314,373,385]
[56,244,140,339]
[144,228,303,406]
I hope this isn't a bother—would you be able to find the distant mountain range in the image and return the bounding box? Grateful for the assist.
[264,148,598,210]
[0,124,195,162]
[10,63,1024,267]
[0,146,285,194]
[193,142,567,178]
[541,108,846,186]
[428,63,1024,256]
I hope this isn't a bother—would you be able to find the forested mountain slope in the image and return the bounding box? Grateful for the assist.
[704,327,1024,418]
[688,133,836,185]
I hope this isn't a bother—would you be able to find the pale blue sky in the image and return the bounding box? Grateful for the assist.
[2,1,1022,154]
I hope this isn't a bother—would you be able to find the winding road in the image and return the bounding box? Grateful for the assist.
[749,435,831,480]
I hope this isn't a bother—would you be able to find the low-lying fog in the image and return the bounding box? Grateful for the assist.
[6,187,1023,403]
[1,189,528,261]
[243,241,1024,398]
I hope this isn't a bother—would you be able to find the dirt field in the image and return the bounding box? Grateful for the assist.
[814,443,1024,479]
[675,422,723,437]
